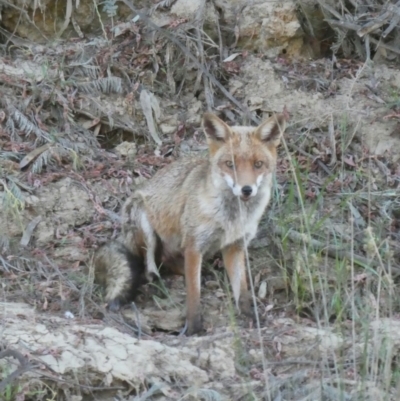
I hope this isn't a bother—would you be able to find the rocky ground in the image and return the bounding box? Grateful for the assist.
[1,0,400,400]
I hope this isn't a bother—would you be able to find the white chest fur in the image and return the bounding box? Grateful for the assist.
[181,174,273,253]
[218,176,272,248]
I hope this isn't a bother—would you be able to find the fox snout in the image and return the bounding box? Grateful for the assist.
[237,182,260,201]
[241,185,253,199]
[223,174,263,201]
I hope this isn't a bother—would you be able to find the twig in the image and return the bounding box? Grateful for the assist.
[56,0,73,39]
[318,1,343,20]
[369,36,400,56]
[0,348,38,392]
[382,14,400,38]
[131,302,143,340]
[325,19,360,32]
[326,19,400,56]
[30,371,125,391]
[193,2,206,94]
[108,314,152,337]
[357,11,391,37]
[20,216,42,247]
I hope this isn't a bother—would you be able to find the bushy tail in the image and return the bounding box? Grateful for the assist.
[94,239,146,311]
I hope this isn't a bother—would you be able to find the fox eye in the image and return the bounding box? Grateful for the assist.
[254,161,264,168]
[225,160,234,168]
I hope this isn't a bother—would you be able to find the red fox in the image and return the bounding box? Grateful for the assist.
[94,112,286,335]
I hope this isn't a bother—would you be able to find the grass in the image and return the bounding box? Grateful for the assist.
[149,276,181,310]
[0,369,20,401]
[263,130,398,400]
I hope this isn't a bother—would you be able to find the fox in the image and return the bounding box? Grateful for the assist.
[94,111,286,335]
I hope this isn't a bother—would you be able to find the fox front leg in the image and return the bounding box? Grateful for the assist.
[222,242,254,318]
[183,247,204,335]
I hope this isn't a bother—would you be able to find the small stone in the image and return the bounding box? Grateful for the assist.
[258,281,267,299]
[114,141,137,158]
[205,280,219,289]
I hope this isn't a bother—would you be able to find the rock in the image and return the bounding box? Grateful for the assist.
[258,281,267,299]
[144,308,184,331]
[301,327,344,352]
[114,141,137,158]
[171,0,203,19]
[159,116,179,135]
[170,0,219,36]
[186,100,203,125]
[54,245,87,262]
[31,178,94,246]
[205,280,220,289]
[0,302,238,390]
[215,0,303,55]
[370,318,400,346]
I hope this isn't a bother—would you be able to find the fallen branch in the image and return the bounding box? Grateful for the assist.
[322,0,400,60]
[0,347,37,392]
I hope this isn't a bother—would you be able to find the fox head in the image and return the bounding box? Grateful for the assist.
[202,112,286,201]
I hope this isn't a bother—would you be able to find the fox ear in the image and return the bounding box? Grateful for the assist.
[255,113,286,146]
[202,113,231,142]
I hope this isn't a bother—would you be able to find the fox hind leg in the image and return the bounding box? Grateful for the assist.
[184,247,204,335]
[122,194,161,282]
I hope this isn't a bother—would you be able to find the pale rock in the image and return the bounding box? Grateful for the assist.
[214,0,303,55]
[114,141,137,158]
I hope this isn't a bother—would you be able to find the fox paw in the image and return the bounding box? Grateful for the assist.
[180,315,204,336]
[145,271,160,283]
[145,265,161,283]
[107,298,122,312]
[239,292,256,320]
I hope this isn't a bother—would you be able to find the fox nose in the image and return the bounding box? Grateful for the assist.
[241,186,252,197]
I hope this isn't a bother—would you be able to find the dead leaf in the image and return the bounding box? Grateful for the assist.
[82,118,100,129]
[140,89,162,145]
[282,104,290,121]
[112,21,136,37]
[274,336,282,358]
[258,281,267,299]
[20,216,42,247]
[19,144,51,170]
[93,123,101,137]
[347,201,366,228]
[354,273,367,283]
[223,53,241,62]
[343,155,356,167]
